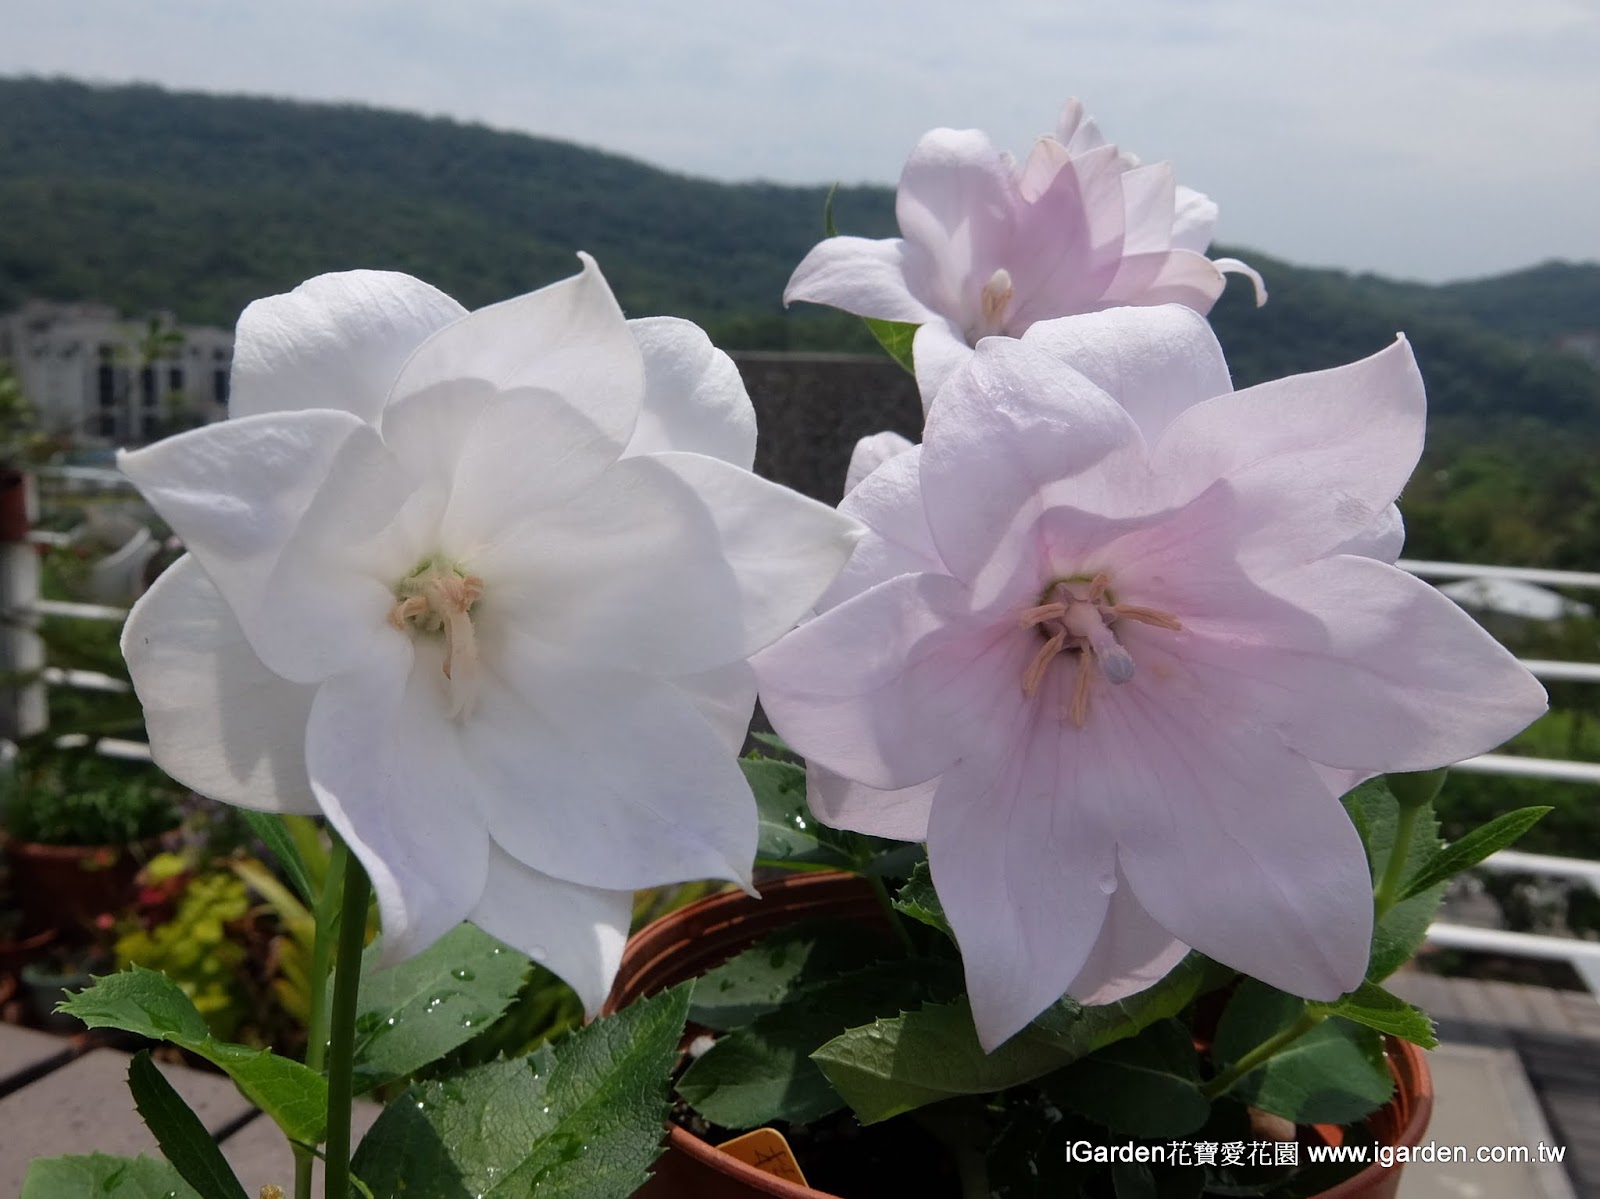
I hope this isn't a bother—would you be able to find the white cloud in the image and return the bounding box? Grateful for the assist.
[1,0,1596,280]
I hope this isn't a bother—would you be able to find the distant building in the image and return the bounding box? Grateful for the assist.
[0,300,233,444]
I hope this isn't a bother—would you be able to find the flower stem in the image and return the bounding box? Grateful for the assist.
[865,871,916,956]
[295,838,349,1199]
[1373,801,1424,919]
[1200,1009,1325,1100]
[322,849,371,1199]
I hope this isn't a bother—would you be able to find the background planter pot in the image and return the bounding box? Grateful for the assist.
[0,923,57,976]
[608,871,1435,1199]
[4,837,156,936]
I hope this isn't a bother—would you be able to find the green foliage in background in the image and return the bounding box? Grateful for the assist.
[1,749,181,845]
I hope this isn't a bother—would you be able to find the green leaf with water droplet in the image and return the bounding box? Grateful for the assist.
[59,966,327,1143]
[21,1154,202,1198]
[688,920,891,1031]
[352,983,691,1199]
[741,756,855,871]
[351,922,532,1092]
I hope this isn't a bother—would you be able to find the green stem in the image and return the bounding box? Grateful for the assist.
[865,871,916,956]
[1201,1009,1325,1100]
[1373,801,1423,918]
[295,839,349,1199]
[323,850,371,1199]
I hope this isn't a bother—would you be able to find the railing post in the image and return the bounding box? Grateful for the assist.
[0,469,47,741]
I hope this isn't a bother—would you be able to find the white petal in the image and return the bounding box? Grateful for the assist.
[1170,185,1219,253]
[469,639,756,892]
[1119,164,1179,256]
[624,317,756,470]
[229,271,465,424]
[807,763,935,842]
[306,639,491,965]
[1335,504,1405,563]
[844,431,915,496]
[784,236,941,326]
[122,556,318,814]
[469,843,632,1018]
[671,661,758,755]
[1020,306,1232,446]
[119,410,415,684]
[1212,257,1268,306]
[483,452,860,676]
[386,253,643,455]
[912,319,977,411]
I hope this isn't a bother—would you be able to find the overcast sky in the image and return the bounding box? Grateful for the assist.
[5,0,1597,283]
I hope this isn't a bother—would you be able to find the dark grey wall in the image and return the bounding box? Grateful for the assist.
[734,352,922,506]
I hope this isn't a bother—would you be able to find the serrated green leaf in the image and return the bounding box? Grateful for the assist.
[127,1051,250,1199]
[1214,980,1393,1124]
[1311,981,1437,1048]
[680,957,957,1129]
[740,757,854,870]
[1401,806,1553,901]
[241,809,316,907]
[892,862,951,938]
[352,985,691,1199]
[22,1154,202,1198]
[687,921,889,1032]
[61,966,328,1144]
[352,923,531,1092]
[1046,1019,1209,1138]
[864,317,918,374]
[1342,778,1447,981]
[813,951,1214,1124]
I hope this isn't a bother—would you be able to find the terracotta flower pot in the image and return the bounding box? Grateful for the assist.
[606,872,1434,1199]
[4,837,157,936]
[0,923,57,976]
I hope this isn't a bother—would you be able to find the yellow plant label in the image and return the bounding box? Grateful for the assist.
[718,1127,809,1186]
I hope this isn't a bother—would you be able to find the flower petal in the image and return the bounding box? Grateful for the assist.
[469,639,756,892]
[1212,257,1268,306]
[468,843,632,1018]
[754,572,1024,791]
[229,271,465,424]
[483,452,860,676]
[119,410,415,684]
[1102,249,1226,313]
[671,661,758,755]
[1067,881,1190,1007]
[1119,163,1180,257]
[1336,504,1405,563]
[896,128,1017,321]
[807,764,935,842]
[844,431,916,496]
[386,253,643,455]
[820,443,941,612]
[1019,306,1232,446]
[1106,672,1373,1001]
[920,337,1144,584]
[306,638,492,964]
[1151,336,1425,568]
[784,237,941,326]
[928,710,1118,1050]
[1188,555,1547,772]
[624,317,756,470]
[122,556,318,814]
[912,319,977,409]
[1170,185,1219,253]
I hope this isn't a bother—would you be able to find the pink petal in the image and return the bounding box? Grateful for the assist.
[1336,504,1405,563]
[1119,163,1180,256]
[784,236,941,326]
[1185,555,1547,772]
[1104,673,1374,1001]
[1068,881,1191,1007]
[754,572,1024,791]
[1008,144,1128,328]
[844,431,916,496]
[920,337,1144,585]
[1019,306,1232,446]
[820,444,942,612]
[807,763,935,842]
[911,319,976,409]
[1212,256,1268,306]
[1102,249,1226,313]
[1170,186,1219,253]
[928,707,1118,1050]
[1151,336,1425,568]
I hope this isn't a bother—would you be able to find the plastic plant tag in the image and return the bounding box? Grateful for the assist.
[719,1128,809,1186]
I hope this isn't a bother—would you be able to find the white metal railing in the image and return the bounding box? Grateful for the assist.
[18,549,1600,998]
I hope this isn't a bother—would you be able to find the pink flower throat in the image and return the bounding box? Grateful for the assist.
[1019,573,1180,727]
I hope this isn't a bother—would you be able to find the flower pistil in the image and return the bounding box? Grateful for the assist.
[1019,573,1180,727]
[389,557,485,719]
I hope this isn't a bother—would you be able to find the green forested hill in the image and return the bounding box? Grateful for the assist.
[2,75,1599,477]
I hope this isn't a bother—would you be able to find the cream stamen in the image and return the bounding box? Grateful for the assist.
[389,563,485,719]
[1018,574,1179,725]
[975,268,1015,338]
